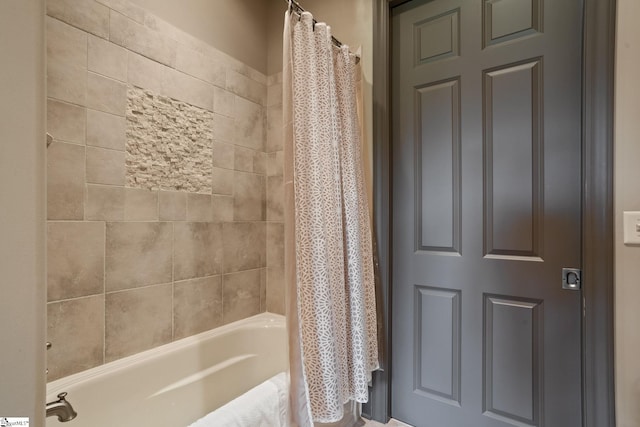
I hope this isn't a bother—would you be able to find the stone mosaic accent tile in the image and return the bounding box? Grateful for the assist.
[126,86,214,193]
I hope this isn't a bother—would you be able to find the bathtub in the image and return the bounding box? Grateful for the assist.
[46,313,288,427]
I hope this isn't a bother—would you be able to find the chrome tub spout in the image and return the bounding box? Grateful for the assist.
[46,392,77,423]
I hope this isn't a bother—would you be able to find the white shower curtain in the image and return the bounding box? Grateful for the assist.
[283,9,379,425]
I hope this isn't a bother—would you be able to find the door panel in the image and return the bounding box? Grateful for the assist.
[391,0,583,426]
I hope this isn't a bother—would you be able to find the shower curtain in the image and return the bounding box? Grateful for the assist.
[283,9,379,425]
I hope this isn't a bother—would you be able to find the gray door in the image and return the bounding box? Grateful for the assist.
[391,0,583,426]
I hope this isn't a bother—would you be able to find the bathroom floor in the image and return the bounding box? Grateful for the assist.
[363,418,414,427]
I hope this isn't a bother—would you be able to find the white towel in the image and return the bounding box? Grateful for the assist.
[189,372,289,427]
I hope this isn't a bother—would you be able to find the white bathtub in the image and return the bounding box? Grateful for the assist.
[46,313,288,427]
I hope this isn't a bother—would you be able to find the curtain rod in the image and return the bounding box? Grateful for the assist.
[283,0,361,63]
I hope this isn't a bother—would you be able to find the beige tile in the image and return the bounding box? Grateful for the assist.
[187,193,213,221]
[85,184,124,221]
[174,222,223,281]
[211,113,235,144]
[47,61,87,106]
[105,284,172,362]
[124,188,158,221]
[235,97,264,151]
[87,72,127,116]
[267,151,284,177]
[174,276,223,339]
[88,34,128,82]
[127,52,165,94]
[222,222,266,273]
[47,99,86,144]
[267,175,284,221]
[212,141,234,170]
[267,82,283,107]
[95,0,146,24]
[213,87,235,118]
[47,0,109,38]
[109,10,177,67]
[226,69,266,106]
[266,266,285,315]
[47,16,87,68]
[106,222,172,291]
[267,222,285,268]
[212,195,234,221]
[86,109,126,150]
[47,296,105,380]
[175,46,215,84]
[266,104,283,152]
[253,151,266,175]
[158,190,187,221]
[234,146,255,173]
[47,222,105,302]
[162,68,213,111]
[86,147,125,185]
[260,267,267,313]
[223,269,262,324]
[211,62,227,89]
[234,172,265,221]
[211,167,234,195]
[47,142,85,220]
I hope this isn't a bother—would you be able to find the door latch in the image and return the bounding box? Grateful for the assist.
[562,268,582,290]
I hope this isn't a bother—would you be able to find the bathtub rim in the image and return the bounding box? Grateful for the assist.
[46,312,286,399]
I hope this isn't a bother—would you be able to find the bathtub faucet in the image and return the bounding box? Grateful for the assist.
[46,392,77,422]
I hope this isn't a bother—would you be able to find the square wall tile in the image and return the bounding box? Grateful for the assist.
[105,284,172,362]
[211,113,235,144]
[86,109,126,150]
[266,223,285,268]
[223,269,262,324]
[175,46,215,84]
[234,172,265,221]
[159,191,187,221]
[47,16,88,68]
[187,193,213,221]
[213,87,235,118]
[109,10,176,68]
[106,222,172,291]
[174,276,223,339]
[47,295,104,380]
[234,97,264,151]
[124,188,158,221]
[85,184,125,221]
[127,52,165,94]
[212,141,234,170]
[266,266,285,315]
[222,222,266,273]
[212,195,234,221]
[48,222,105,302]
[47,142,85,220]
[266,104,283,152]
[86,147,126,185]
[267,151,284,177]
[47,99,86,145]
[211,167,234,196]
[226,70,266,106]
[174,222,223,281]
[47,61,87,106]
[47,0,109,38]
[267,175,284,221]
[88,34,128,82]
[87,72,127,116]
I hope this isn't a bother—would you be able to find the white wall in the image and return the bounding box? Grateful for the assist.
[0,0,46,424]
[615,1,640,426]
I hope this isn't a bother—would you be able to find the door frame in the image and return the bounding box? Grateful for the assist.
[365,0,617,426]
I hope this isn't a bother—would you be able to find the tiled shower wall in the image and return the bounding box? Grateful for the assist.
[45,0,284,380]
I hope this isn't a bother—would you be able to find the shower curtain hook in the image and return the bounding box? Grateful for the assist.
[288,0,293,14]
